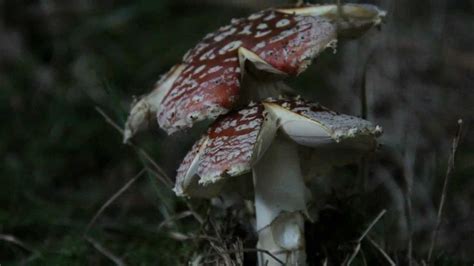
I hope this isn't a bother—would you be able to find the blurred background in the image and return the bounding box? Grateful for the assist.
[0,0,472,265]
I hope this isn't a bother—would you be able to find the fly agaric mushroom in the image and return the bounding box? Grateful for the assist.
[174,98,382,265]
[123,3,386,142]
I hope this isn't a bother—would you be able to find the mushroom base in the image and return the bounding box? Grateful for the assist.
[253,136,308,265]
[257,212,306,265]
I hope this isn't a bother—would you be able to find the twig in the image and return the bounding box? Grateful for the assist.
[361,248,368,266]
[95,106,173,188]
[359,56,369,120]
[367,236,396,266]
[85,169,146,233]
[406,200,413,266]
[345,243,361,266]
[244,248,285,265]
[183,200,204,225]
[403,143,416,266]
[209,240,234,266]
[346,209,387,265]
[357,44,373,191]
[139,150,171,186]
[157,211,194,231]
[201,248,285,265]
[0,234,36,254]
[95,106,125,134]
[85,236,126,266]
[358,209,387,242]
[168,231,192,241]
[233,238,244,265]
[427,119,463,263]
[167,232,220,242]
[95,106,203,226]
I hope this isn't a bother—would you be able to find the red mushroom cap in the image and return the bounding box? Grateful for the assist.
[198,102,265,181]
[154,9,336,134]
[174,98,382,197]
[124,4,386,139]
[173,102,265,197]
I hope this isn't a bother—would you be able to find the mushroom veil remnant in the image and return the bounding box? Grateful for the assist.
[123,3,386,141]
[174,98,382,265]
[277,3,386,38]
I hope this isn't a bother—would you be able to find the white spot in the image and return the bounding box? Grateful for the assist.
[255,30,272,38]
[248,12,264,20]
[253,41,266,50]
[257,23,268,30]
[182,49,192,61]
[204,32,215,40]
[208,66,223,74]
[239,25,252,35]
[199,48,217,61]
[185,79,199,89]
[219,40,242,55]
[270,29,296,43]
[214,27,237,42]
[193,65,206,75]
[186,43,210,62]
[226,150,242,160]
[183,66,194,74]
[276,19,290,28]
[192,95,204,102]
[214,35,225,42]
[239,106,259,119]
[294,16,305,22]
[264,12,276,21]
[224,57,239,62]
[170,85,188,98]
[236,119,260,131]
[219,24,231,31]
[222,27,237,36]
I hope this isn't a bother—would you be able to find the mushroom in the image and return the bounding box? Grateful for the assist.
[174,98,382,265]
[123,3,386,142]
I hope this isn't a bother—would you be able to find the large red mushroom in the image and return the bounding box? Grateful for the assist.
[123,3,385,141]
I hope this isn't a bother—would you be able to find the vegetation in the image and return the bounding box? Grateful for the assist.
[1,0,472,265]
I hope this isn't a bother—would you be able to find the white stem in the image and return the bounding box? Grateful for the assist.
[239,77,293,104]
[252,136,307,266]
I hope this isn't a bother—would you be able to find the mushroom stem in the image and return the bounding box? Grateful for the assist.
[239,78,293,105]
[253,136,307,266]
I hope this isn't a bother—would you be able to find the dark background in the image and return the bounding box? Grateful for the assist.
[1,0,473,265]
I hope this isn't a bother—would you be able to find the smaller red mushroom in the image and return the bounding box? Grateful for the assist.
[174,97,382,266]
